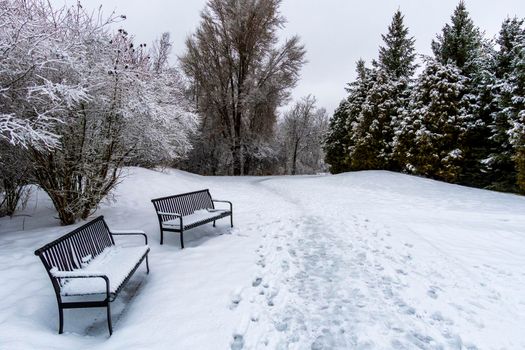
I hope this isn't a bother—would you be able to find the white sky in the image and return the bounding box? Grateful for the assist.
[56,0,525,114]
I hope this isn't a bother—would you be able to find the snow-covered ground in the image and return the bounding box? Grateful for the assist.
[1,168,524,349]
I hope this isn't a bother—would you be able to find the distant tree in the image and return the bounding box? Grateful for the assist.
[181,0,306,175]
[324,100,351,174]
[279,95,328,175]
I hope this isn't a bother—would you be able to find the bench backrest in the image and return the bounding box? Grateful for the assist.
[151,189,214,216]
[34,216,114,273]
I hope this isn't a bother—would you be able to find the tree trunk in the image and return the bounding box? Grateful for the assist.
[232,142,242,176]
[291,139,299,175]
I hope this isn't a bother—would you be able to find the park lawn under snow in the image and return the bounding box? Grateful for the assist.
[0,168,524,350]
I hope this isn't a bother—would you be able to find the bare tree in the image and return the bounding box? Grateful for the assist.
[181,0,305,175]
[279,95,329,175]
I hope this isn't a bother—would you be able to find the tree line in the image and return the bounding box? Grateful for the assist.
[324,1,525,193]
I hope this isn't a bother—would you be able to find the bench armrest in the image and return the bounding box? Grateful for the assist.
[110,230,148,245]
[212,199,233,211]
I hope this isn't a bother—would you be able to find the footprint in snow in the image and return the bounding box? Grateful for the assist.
[252,277,262,287]
[230,290,242,309]
[231,335,244,350]
[427,286,439,299]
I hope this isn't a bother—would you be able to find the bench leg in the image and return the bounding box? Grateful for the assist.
[230,214,233,228]
[107,302,113,336]
[146,255,150,274]
[180,230,184,249]
[58,305,64,334]
[160,230,164,245]
[213,220,216,227]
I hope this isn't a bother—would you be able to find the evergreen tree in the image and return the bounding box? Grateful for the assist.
[507,33,525,192]
[405,59,470,183]
[324,101,351,174]
[431,1,483,75]
[431,1,493,187]
[350,67,395,170]
[487,18,525,191]
[324,59,370,173]
[349,10,416,171]
[379,10,417,78]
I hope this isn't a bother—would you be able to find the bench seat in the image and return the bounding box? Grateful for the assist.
[52,245,150,296]
[162,209,231,229]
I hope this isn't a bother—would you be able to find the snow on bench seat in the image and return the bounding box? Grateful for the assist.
[162,209,230,229]
[52,245,149,296]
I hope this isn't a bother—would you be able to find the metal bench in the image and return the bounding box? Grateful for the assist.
[151,189,233,249]
[34,216,150,335]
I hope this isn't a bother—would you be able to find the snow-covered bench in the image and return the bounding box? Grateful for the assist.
[151,189,233,248]
[34,216,150,335]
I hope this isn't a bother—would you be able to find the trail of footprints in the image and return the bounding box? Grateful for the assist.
[229,216,477,349]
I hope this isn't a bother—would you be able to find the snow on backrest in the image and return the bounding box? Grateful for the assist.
[152,189,213,216]
[35,216,114,272]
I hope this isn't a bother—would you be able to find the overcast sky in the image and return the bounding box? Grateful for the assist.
[57,0,525,114]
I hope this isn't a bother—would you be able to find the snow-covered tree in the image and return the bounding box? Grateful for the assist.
[349,10,416,171]
[404,59,471,182]
[0,0,198,223]
[0,0,86,150]
[324,100,351,174]
[324,59,371,173]
[431,1,484,76]
[487,18,525,191]
[506,32,525,192]
[430,1,495,187]
[181,0,306,175]
[378,10,417,79]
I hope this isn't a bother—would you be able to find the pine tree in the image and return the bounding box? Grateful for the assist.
[350,67,395,170]
[324,101,350,174]
[431,1,483,76]
[324,59,370,173]
[487,18,525,191]
[507,33,525,192]
[349,10,416,171]
[379,10,417,79]
[405,59,470,182]
[431,1,493,187]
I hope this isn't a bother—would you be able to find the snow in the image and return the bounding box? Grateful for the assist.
[162,209,230,229]
[52,246,150,296]
[1,167,525,349]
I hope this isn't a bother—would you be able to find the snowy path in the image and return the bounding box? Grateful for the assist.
[229,176,525,349]
[1,168,524,349]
